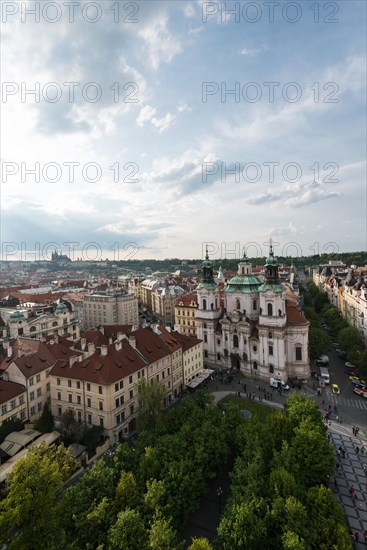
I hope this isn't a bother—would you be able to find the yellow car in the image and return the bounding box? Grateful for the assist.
[349,375,359,381]
[331,384,340,395]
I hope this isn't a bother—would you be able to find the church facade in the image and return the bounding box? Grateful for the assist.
[195,247,310,383]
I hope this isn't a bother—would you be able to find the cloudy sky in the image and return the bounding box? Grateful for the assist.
[1,0,366,262]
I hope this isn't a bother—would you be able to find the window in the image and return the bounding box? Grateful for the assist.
[38,402,42,412]
[233,335,239,348]
[77,395,81,405]
[87,383,91,391]
[29,377,34,387]
[253,345,257,352]
[68,380,72,388]
[36,374,41,383]
[98,386,103,394]
[204,334,207,343]
[10,399,16,409]
[68,394,72,403]
[268,332,273,339]
[87,398,91,407]
[203,299,207,310]
[217,353,221,360]
[119,381,124,389]
[267,303,273,316]
[57,392,61,401]
[19,395,24,405]
[296,347,302,361]
[1,404,7,415]
[76,381,81,389]
[121,410,125,421]
[269,364,274,374]
[130,404,134,415]
[20,411,26,421]
[129,389,133,399]
[253,361,258,370]
[58,406,62,416]
[37,388,42,397]
[115,397,120,408]
[116,413,121,425]
[204,350,208,358]
[252,299,257,310]
[30,406,35,416]
[46,382,50,392]
[236,299,240,310]
[269,345,273,356]
[115,383,119,392]
[99,402,103,411]
[57,378,61,386]
[87,414,92,424]
[129,375,133,384]
[99,418,104,428]
[30,391,34,402]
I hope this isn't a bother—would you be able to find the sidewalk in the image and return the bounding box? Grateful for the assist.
[327,421,367,548]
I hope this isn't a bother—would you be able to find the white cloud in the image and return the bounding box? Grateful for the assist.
[138,18,182,70]
[239,48,262,56]
[136,105,157,127]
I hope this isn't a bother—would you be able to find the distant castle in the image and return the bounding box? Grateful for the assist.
[51,250,71,263]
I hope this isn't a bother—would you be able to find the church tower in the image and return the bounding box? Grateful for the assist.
[196,247,221,367]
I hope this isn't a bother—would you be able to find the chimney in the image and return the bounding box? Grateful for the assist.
[117,332,125,341]
[3,340,9,350]
[99,326,105,335]
[128,335,136,349]
[101,344,108,356]
[109,336,113,345]
[165,326,171,333]
[87,342,95,356]
[81,337,87,351]
[69,355,79,367]
[115,341,122,351]
[7,345,13,358]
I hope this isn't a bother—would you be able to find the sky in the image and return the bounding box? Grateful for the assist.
[1,0,366,262]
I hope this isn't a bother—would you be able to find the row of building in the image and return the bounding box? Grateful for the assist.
[312,262,367,343]
[0,325,203,445]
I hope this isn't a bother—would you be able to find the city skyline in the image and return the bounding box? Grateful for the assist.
[1,0,366,260]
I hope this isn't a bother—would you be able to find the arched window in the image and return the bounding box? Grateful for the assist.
[235,299,240,310]
[52,321,58,327]
[203,299,207,310]
[217,353,221,360]
[253,361,258,370]
[253,345,257,352]
[233,335,239,348]
[30,326,36,332]
[252,299,257,310]
[211,303,214,310]
[269,364,274,374]
[296,347,302,361]
[267,303,273,316]
[203,322,207,329]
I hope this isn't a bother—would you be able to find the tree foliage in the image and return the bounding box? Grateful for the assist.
[136,377,166,432]
[34,402,54,433]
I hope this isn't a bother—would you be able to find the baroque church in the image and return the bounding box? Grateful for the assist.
[195,246,310,383]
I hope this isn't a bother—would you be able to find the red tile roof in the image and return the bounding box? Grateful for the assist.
[286,302,309,326]
[101,325,133,338]
[157,326,182,352]
[50,340,147,385]
[175,293,198,307]
[131,328,172,362]
[170,331,202,352]
[8,343,56,378]
[0,380,26,404]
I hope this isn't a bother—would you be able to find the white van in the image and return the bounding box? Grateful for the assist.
[316,355,329,365]
[319,367,330,385]
[270,378,290,391]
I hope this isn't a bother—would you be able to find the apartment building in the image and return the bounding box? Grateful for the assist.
[5,303,80,341]
[170,331,203,385]
[156,326,183,397]
[83,291,138,330]
[175,293,198,336]
[0,380,27,424]
[151,285,185,326]
[2,342,57,421]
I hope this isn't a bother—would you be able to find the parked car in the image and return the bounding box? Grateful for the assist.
[351,379,367,388]
[337,349,347,359]
[332,342,339,348]
[269,378,290,391]
[345,362,357,369]
[331,383,340,394]
[316,355,329,365]
[353,386,367,398]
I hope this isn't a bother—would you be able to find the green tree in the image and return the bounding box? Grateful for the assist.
[308,326,331,360]
[282,531,307,550]
[61,408,79,439]
[108,508,148,550]
[289,420,334,488]
[358,351,367,376]
[136,377,166,432]
[187,538,214,550]
[0,445,75,550]
[116,470,140,511]
[34,402,54,433]
[284,394,324,430]
[148,515,178,550]
[338,326,364,354]
[218,499,268,550]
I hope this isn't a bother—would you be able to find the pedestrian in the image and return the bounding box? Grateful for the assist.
[354,532,359,542]
[352,425,356,435]
[356,446,359,455]
[334,477,338,488]
[336,416,339,423]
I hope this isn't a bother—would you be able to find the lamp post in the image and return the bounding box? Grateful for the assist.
[217,486,223,514]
